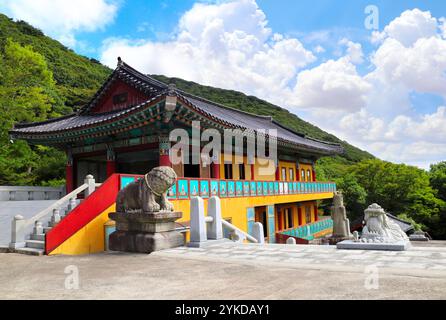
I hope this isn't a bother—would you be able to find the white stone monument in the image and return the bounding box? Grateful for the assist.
[337,203,411,251]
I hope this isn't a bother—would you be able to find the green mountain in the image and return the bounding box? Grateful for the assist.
[0,13,373,179]
[0,14,111,109]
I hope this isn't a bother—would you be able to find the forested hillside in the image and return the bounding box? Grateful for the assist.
[0,14,444,238]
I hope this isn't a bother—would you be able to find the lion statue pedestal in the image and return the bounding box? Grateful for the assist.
[108,167,184,254]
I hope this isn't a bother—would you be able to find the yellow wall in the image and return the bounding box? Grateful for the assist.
[279,161,296,181]
[51,193,332,256]
[219,153,275,181]
[49,204,116,256]
[298,163,314,181]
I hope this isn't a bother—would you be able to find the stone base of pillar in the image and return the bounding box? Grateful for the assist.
[108,211,184,254]
[328,235,354,245]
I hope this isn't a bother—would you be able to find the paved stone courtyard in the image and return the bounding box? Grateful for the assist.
[0,242,445,300]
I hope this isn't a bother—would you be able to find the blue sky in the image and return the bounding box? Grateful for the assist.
[1,0,445,169]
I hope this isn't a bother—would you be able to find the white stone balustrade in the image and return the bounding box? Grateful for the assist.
[188,196,264,247]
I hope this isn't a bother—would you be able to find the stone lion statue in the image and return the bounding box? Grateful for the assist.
[360,203,409,243]
[116,166,177,214]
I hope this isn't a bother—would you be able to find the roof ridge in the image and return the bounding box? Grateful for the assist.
[120,62,168,89]
[179,90,274,120]
[13,113,77,129]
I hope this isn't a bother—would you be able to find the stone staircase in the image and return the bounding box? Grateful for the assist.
[15,199,81,256]
[8,175,98,256]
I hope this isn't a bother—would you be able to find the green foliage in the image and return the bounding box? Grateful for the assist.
[0,13,111,108]
[335,173,367,220]
[430,161,446,201]
[330,159,446,238]
[0,39,66,185]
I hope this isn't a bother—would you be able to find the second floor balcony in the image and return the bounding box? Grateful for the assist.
[120,175,336,200]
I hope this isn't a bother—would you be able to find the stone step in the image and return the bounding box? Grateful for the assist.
[25,240,45,249]
[31,233,45,241]
[14,247,44,256]
[43,227,52,233]
[48,221,59,228]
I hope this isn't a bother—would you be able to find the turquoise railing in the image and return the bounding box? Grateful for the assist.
[279,218,333,240]
[118,175,336,200]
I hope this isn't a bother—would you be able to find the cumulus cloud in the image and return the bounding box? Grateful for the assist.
[0,0,119,47]
[372,9,439,47]
[291,58,371,112]
[101,0,315,105]
[100,3,445,168]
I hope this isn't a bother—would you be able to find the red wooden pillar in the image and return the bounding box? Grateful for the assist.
[312,166,317,182]
[106,145,116,177]
[106,161,116,177]
[250,164,255,180]
[297,207,303,226]
[314,204,319,222]
[65,149,73,193]
[159,136,172,167]
[212,162,220,179]
[275,165,280,181]
[296,163,300,181]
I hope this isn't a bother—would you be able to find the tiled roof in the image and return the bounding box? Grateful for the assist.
[179,94,343,154]
[12,94,165,134]
[10,59,343,154]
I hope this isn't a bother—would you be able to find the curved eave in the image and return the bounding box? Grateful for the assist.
[9,93,168,145]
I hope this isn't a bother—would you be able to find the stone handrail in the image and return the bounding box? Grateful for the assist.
[23,183,88,228]
[9,175,96,250]
[188,196,264,247]
[0,186,64,201]
[221,219,258,243]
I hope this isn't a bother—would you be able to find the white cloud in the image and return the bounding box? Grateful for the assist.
[0,0,119,47]
[339,38,364,64]
[99,3,445,168]
[291,58,371,112]
[373,9,439,47]
[101,0,315,105]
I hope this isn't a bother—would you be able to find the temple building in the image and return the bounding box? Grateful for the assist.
[9,58,343,255]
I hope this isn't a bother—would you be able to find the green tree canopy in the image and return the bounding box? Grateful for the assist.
[0,39,66,185]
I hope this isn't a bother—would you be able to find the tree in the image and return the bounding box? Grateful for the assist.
[0,39,66,185]
[430,162,446,201]
[335,173,367,220]
[349,159,445,238]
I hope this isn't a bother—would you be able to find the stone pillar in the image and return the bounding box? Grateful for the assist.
[159,135,172,167]
[106,144,116,177]
[188,197,207,247]
[9,215,26,249]
[286,237,296,245]
[207,196,223,240]
[252,222,265,244]
[66,149,74,193]
[84,175,96,198]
